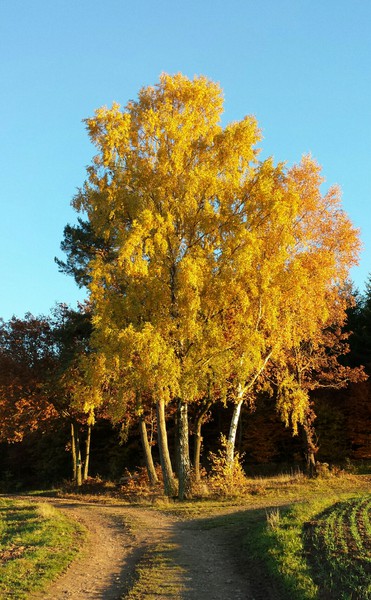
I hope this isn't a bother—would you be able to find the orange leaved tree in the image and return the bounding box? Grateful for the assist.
[0,315,58,455]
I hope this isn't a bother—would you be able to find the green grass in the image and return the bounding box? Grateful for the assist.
[0,498,86,599]
[304,496,371,599]
[241,492,371,600]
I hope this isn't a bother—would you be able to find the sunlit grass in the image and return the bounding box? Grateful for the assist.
[0,498,86,599]
[153,471,370,517]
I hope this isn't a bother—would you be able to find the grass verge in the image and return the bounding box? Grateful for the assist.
[0,498,86,599]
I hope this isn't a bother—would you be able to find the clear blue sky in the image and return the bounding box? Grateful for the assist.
[1,0,370,320]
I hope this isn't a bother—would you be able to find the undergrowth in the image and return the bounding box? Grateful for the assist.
[207,435,248,497]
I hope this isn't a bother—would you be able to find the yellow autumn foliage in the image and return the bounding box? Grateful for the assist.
[73,73,360,431]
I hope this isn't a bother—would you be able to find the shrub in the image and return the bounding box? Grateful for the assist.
[207,435,248,497]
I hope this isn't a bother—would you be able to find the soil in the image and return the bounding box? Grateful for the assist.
[26,496,262,600]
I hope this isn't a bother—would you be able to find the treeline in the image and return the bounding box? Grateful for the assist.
[1,74,370,497]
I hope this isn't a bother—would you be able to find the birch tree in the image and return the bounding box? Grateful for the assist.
[72,74,360,496]
[73,73,262,497]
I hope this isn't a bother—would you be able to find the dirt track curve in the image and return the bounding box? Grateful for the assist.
[25,496,260,600]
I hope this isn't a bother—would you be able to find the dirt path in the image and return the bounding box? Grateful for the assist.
[171,515,253,600]
[26,497,256,600]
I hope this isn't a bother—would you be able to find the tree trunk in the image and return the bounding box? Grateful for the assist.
[193,399,213,482]
[71,421,77,482]
[177,398,192,500]
[83,423,92,481]
[174,407,180,478]
[139,414,159,486]
[226,355,272,468]
[227,358,279,471]
[156,397,177,497]
[71,420,82,486]
[302,415,318,477]
[227,395,244,466]
[76,438,82,487]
